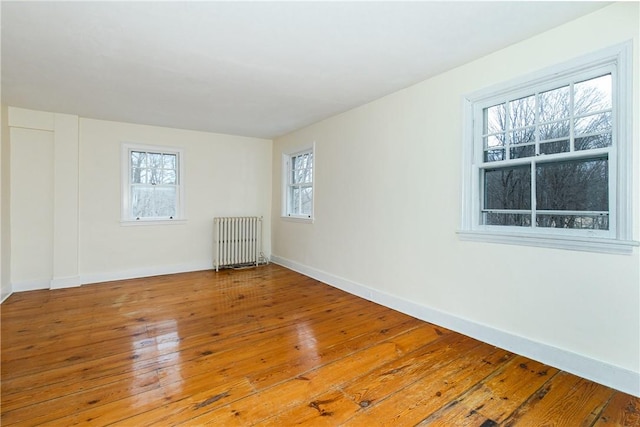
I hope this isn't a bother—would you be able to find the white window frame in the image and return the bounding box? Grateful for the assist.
[282,144,314,222]
[121,142,186,225]
[459,42,638,254]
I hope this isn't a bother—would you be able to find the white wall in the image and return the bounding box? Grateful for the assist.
[271,3,640,396]
[10,127,54,288]
[79,118,272,282]
[6,108,272,289]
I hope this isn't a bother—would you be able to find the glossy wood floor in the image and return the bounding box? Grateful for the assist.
[1,264,638,426]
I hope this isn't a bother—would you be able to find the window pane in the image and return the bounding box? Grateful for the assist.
[536,158,608,211]
[302,167,312,183]
[131,167,149,184]
[290,187,300,214]
[291,157,312,184]
[574,74,612,116]
[484,166,531,210]
[484,134,505,149]
[575,133,612,151]
[163,154,176,169]
[132,186,154,218]
[510,145,535,159]
[484,104,506,134]
[154,187,177,217]
[510,128,535,145]
[510,95,535,129]
[292,168,305,184]
[510,127,535,160]
[149,167,162,185]
[131,186,176,218]
[575,112,611,136]
[296,154,306,169]
[537,214,608,230]
[540,140,569,155]
[162,169,176,184]
[484,212,531,227]
[484,149,505,162]
[131,151,146,167]
[148,153,162,168]
[539,120,569,141]
[300,187,313,215]
[297,168,311,184]
[539,85,570,123]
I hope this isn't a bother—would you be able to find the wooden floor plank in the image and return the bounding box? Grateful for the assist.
[346,343,512,426]
[419,355,560,425]
[502,371,616,426]
[1,264,636,426]
[593,392,640,426]
[257,388,359,426]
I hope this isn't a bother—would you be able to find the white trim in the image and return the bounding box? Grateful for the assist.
[50,275,81,289]
[79,260,213,286]
[457,230,638,255]
[120,219,188,227]
[10,262,213,292]
[615,41,633,241]
[271,254,640,397]
[12,279,50,292]
[280,216,314,224]
[1,291,13,304]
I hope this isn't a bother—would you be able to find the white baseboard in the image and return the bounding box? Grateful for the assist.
[50,275,81,289]
[270,254,640,398]
[11,279,51,292]
[1,290,13,304]
[10,261,214,292]
[80,261,214,285]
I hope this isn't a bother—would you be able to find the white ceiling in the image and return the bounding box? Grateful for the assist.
[2,1,608,139]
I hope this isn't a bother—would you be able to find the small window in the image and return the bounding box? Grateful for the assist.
[121,143,184,223]
[283,147,314,219]
[460,42,637,254]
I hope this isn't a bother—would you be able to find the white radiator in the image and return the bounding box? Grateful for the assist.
[214,216,263,271]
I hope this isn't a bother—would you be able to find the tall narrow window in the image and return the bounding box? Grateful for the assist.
[284,148,313,219]
[460,42,636,254]
[122,143,184,223]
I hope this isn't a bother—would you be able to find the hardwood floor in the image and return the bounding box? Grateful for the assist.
[1,264,638,426]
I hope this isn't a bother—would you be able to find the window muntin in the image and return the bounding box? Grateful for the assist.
[285,148,313,218]
[122,144,184,222]
[477,71,614,234]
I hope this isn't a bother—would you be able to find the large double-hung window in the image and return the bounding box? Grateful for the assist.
[460,42,636,254]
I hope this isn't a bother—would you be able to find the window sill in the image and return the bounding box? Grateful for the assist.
[121,219,188,227]
[457,230,639,255]
[281,215,314,224]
